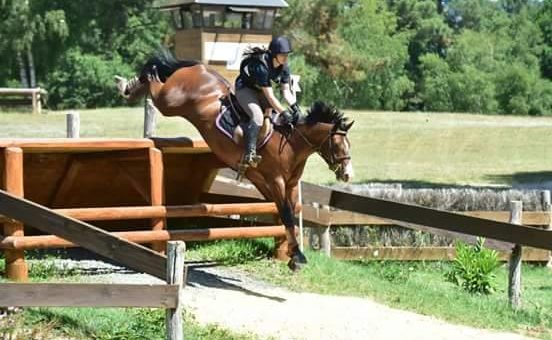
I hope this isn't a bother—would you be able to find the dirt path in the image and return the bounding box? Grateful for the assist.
[73,260,533,340]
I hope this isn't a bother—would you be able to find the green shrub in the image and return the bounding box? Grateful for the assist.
[445,238,500,294]
[45,48,133,109]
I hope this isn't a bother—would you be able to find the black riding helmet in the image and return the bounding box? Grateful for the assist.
[269,36,292,55]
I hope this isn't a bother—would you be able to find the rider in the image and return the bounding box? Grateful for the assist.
[235,35,301,170]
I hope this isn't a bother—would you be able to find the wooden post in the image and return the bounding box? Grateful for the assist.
[144,98,157,138]
[508,201,522,310]
[321,205,331,257]
[36,89,42,114]
[541,190,552,269]
[2,147,28,281]
[31,91,38,114]
[66,111,80,138]
[166,241,185,340]
[150,148,166,253]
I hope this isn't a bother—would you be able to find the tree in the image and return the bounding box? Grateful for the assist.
[0,0,68,87]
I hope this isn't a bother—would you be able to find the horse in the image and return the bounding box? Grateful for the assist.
[115,50,354,270]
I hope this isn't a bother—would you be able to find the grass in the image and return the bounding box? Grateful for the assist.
[0,307,259,340]
[2,107,552,186]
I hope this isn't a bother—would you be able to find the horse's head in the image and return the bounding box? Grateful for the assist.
[305,101,354,182]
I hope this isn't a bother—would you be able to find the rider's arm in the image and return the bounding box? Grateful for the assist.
[261,86,286,113]
[280,83,296,106]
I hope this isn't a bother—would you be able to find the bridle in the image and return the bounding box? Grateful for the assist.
[294,125,351,175]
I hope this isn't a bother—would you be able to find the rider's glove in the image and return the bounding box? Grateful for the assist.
[290,103,302,117]
[280,109,294,125]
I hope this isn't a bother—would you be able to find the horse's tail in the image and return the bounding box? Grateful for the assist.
[139,48,200,82]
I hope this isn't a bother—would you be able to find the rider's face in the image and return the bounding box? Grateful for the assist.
[275,53,289,66]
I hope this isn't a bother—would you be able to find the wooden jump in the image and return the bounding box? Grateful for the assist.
[0,138,290,281]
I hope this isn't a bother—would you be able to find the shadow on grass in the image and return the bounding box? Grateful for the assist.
[485,171,552,188]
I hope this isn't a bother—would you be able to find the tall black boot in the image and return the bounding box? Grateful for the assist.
[243,121,262,167]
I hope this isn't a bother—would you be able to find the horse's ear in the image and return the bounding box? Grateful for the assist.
[344,120,355,131]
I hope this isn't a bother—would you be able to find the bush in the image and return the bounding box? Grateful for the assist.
[45,48,134,109]
[445,238,500,294]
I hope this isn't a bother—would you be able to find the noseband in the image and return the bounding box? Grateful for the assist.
[295,126,351,175]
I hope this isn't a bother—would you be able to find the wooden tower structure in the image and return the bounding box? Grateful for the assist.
[158,0,288,82]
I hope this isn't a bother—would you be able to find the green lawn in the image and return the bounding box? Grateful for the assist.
[2,107,551,186]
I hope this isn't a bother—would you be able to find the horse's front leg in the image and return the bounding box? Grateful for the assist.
[285,183,307,270]
[269,178,307,271]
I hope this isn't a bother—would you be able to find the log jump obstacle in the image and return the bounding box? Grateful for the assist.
[0,138,286,281]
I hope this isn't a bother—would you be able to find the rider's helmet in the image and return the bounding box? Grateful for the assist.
[269,36,293,55]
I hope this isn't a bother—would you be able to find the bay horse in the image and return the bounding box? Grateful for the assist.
[116,50,354,270]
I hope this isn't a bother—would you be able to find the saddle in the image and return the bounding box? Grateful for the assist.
[215,94,274,149]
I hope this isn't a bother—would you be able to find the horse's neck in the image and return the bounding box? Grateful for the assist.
[289,123,331,162]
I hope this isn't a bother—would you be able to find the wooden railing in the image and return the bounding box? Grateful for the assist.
[0,87,46,114]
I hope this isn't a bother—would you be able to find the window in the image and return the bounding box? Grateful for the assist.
[251,10,266,30]
[191,5,202,28]
[202,6,224,28]
[180,9,193,29]
[170,10,182,29]
[224,12,242,29]
[264,10,275,30]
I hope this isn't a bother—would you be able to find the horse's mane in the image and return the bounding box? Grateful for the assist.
[305,101,348,128]
[140,48,200,82]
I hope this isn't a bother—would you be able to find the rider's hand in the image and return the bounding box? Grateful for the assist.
[290,103,302,117]
[280,109,294,125]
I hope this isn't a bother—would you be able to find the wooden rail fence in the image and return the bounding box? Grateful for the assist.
[0,241,186,340]
[210,177,552,261]
[0,88,46,114]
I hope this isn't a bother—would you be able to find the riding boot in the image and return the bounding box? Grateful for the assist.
[244,121,262,167]
[237,121,262,180]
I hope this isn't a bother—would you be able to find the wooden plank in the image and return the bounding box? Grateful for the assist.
[328,188,552,251]
[0,189,167,279]
[332,246,550,261]
[0,139,154,152]
[327,210,548,226]
[0,88,46,95]
[1,226,287,250]
[0,283,178,307]
[0,202,278,223]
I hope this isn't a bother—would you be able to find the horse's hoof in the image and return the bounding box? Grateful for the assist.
[287,252,308,271]
[287,259,306,271]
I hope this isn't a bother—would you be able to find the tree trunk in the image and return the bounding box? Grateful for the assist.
[17,51,29,88]
[27,47,36,88]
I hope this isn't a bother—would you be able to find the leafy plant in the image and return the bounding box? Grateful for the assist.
[445,238,500,294]
[28,257,78,280]
[373,261,413,283]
